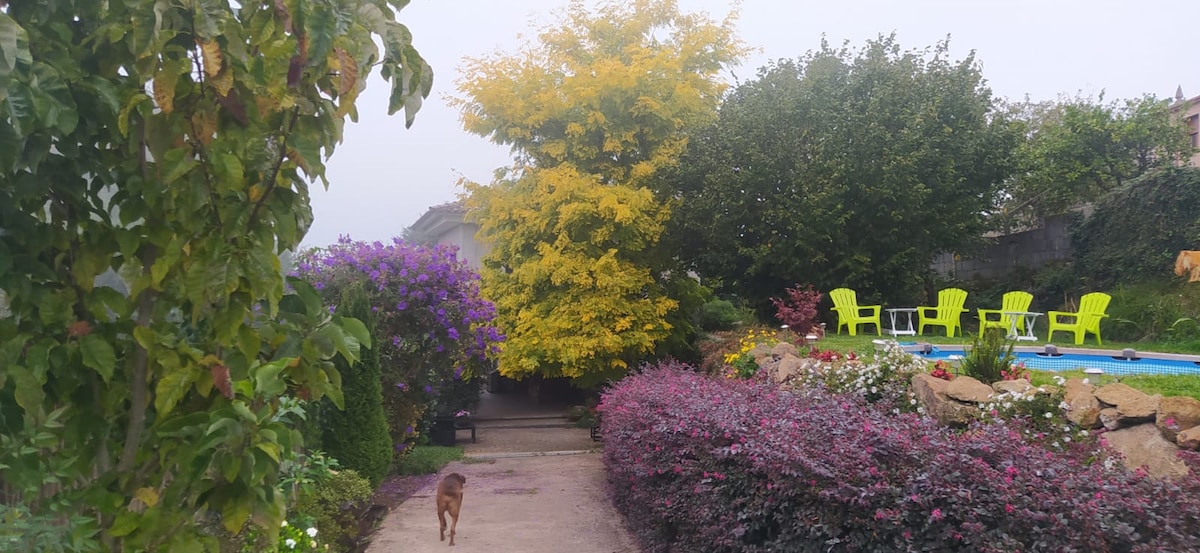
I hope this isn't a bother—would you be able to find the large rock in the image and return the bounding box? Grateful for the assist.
[1156,396,1200,442]
[750,344,774,363]
[1063,378,1101,429]
[912,373,978,427]
[944,376,994,403]
[1099,408,1121,431]
[771,341,800,360]
[774,353,805,384]
[1094,383,1160,424]
[1177,426,1200,450]
[992,379,1032,395]
[1104,423,1190,479]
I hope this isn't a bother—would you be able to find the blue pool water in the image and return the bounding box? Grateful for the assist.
[912,348,1200,376]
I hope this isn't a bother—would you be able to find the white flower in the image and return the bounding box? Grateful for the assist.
[1064,436,1072,443]
[311,542,318,549]
[910,399,917,406]
[1043,412,1053,419]
[285,538,297,549]
[281,520,289,528]
[1059,401,1070,410]
[1051,441,1060,448]
[306,528,318,538]
[1082,378,1089,385]
[917,407,926,414]
[1080,429,1090,437]
[1053,375,1065,385]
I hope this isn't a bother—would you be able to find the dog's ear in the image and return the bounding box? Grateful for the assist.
[457,474,467,484]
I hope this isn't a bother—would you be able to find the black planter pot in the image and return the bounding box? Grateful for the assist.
[429,415,457,447]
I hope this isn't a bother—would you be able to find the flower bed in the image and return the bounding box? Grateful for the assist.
[600,363,1200,552]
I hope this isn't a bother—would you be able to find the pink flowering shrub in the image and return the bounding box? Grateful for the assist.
[600,364,1200,552]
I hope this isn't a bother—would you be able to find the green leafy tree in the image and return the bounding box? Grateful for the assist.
[0,1,429,550]
[999,93,1193,225]
[1072,166,1200,286]
[659,36,1020,306]
[455,0,747,385]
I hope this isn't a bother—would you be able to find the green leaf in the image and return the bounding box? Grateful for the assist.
[154,356,195,416]
[159,146,197,184]
[9,364,45,414]
[252,359,287,398]
[221,495,252,534]
[108,511,141,538]
[335,315,372,349]
[220,453,241,483]
[213,152,244,191]
[237,325,260,362]
[37,292,72,326]
[133,326,157,351]
[80,335,117,382]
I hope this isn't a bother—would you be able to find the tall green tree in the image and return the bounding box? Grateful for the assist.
[659,36,1020,306]
[0,1,429,550]
[455,0,747,385]
[999,94,1193,225]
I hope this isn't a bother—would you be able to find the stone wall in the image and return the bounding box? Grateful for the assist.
[931,214,1074,281]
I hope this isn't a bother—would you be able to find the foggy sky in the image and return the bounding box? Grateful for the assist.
[304,0,1200,249]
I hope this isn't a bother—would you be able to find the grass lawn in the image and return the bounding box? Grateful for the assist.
[394,445,464,476]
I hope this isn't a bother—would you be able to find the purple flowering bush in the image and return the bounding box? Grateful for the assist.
[601,363,1200,552]
[295,237,502,455]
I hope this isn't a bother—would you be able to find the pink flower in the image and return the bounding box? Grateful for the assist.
[931,508,943,520]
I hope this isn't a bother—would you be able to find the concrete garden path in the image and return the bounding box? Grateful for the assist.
[366,391,640,553]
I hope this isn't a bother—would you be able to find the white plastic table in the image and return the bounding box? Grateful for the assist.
[885,307,917,337]
[1002,311,1043,341]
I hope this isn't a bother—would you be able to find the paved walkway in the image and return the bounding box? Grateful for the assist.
[366,389,639,553]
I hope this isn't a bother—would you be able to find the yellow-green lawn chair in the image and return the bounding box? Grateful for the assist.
[829,288,881,336]
[1047,292,1111,345]
[918,287,969,337]
[977,291,1034,337]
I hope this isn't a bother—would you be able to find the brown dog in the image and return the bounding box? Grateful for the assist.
[436,473,466,546]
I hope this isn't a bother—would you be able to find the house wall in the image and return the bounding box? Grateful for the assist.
[438,223,487,270]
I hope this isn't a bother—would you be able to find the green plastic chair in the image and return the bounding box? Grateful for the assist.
[977,291,1034,337]
[1047,292,1111,345]
[917,287,969,337]
[828,288,881,336]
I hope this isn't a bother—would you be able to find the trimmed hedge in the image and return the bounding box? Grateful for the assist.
[600,363,1200,552]
[321,292,392,488]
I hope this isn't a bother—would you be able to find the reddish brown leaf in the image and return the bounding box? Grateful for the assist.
[287,55,303,88]
[215,90,249,127]
[211,364,233,399]
[68,320,93,338]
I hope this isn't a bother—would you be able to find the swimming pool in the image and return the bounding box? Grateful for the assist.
[902,344,1200,376]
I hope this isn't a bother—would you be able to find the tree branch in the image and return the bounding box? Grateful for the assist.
[247,106,301,228]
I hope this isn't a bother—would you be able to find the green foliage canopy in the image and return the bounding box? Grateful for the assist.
[0,0,430,549]
[1072,166,1200,287]
[456,0,747,384]
[1000,94,1193,224]
[659,36,1019,306]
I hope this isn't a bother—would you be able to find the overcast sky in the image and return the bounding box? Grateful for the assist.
[304,0,1200,248]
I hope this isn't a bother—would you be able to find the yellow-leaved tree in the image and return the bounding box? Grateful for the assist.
[454,0,748,384]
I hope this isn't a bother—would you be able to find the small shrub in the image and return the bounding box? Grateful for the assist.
[959,328,1015,383]
[770,283,822,332]
[696,298,742,331]
[600,364,1200,553]
[295,469,374,553]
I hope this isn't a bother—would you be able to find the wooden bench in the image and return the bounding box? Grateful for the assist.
[590,414,602,441]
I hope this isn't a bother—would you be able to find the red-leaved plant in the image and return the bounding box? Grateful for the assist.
[770,283,822,334]
[600,363,1200,553]
[930,360,954,381]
